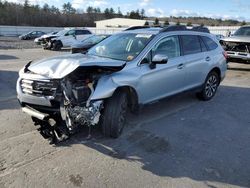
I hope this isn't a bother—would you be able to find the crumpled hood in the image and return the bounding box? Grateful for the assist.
[27,54,126,79]
[41,33,57,39]
[222,36,250,43]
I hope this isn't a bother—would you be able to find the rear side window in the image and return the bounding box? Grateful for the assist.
[180,35,201,55]
[201,36,218,51]
[199,37,207,52]
[76,30,91,35]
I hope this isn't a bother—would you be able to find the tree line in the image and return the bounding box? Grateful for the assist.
[0,0,247,27]
[0,0,145,27]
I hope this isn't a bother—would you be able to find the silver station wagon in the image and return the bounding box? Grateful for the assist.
[16,26,227,143]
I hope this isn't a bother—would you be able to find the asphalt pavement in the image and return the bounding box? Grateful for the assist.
[0,49,250,188]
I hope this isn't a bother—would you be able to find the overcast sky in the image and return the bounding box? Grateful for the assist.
[5,0,250,21]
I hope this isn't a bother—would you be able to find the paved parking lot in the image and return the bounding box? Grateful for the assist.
[0,49,250,188]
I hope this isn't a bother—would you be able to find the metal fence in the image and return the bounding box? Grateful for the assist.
[0,25,124,36]
[0,25,241,37]
[208,26,240,36]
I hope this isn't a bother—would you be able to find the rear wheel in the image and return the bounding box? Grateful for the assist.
[101,91,128,138]
[197,71,219,101]
[71,48,78,54]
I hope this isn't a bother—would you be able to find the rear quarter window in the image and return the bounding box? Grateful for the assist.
[76,30,91,35]
[201,36,218,51]
[180,35,201,55]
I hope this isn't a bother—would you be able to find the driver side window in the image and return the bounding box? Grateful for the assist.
[152,36,180,59]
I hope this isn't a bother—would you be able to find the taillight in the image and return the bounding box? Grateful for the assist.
[222,51,228,59]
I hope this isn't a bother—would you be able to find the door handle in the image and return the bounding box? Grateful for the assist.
[177,63,184,69]
[205,56,211,61]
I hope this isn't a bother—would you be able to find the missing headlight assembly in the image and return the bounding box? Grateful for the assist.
[19,66,120,144]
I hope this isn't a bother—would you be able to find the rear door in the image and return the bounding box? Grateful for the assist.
[180,35,208,89]
[75,30,92,41]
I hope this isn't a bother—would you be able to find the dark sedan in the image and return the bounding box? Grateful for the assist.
[19,31,46,40]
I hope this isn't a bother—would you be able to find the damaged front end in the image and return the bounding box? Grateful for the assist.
[18,61,125,143]
[60,68,106,136]
[220,40,250,62]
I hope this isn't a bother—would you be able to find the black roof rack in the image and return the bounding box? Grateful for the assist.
[160,25,210,33]
[191,26,210,33]
[159,25,187,33]
[124,26,150,31]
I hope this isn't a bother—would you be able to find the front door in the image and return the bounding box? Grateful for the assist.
[138,35,187,104]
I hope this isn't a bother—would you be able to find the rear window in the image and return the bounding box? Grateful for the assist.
[180,35,201,55]
[201,36,218,51]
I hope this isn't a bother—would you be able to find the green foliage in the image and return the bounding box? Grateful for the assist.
[241,20,246,26]
[62,2,76,14]
[154,18,159,25]
[144,21,149,26]
[187,22,192,26]
[164,20,169,26]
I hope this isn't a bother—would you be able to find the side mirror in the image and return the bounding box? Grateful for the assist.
[152,54,168,64]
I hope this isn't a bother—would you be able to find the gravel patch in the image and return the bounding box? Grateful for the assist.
[0,36,41,49]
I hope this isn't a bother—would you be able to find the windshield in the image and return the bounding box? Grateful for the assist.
[83,35,108,45]
[234,27,250,36]
[56,30,68,36]
[87,33,153,61]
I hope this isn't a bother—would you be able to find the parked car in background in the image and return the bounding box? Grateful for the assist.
[215,34,225,41]
[16,26,227,143]
[45,28,92,51]
[220,25,250,62]
[71,34,110,53]
[34,31,58,45]
[19,31,46,40]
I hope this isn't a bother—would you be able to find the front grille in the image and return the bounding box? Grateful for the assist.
[21,79,58,96]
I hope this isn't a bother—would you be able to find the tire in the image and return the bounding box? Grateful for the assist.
[71,48,77,54]
[101,91,128,138]
[197,71,220,101]
[52,41,62,51]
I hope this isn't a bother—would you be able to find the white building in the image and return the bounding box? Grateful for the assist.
[95,18,164,28]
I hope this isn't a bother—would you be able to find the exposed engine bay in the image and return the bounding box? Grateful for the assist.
[60,68,105,134]
[221,41,250,53]
[26,66,123,144]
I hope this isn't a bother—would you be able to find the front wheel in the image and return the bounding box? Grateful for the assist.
[197,71,219,101]
[52,41,62,51]
[101,91,128,138]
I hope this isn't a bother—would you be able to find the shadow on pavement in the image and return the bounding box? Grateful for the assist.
[0,55,19,60]
[59,85,250,187]
[0,70,19,110]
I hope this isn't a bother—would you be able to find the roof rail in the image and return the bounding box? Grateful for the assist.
[160,25,210,33]
[124,26,150,31]
[191,26,210,33]
[159,25,187,33]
